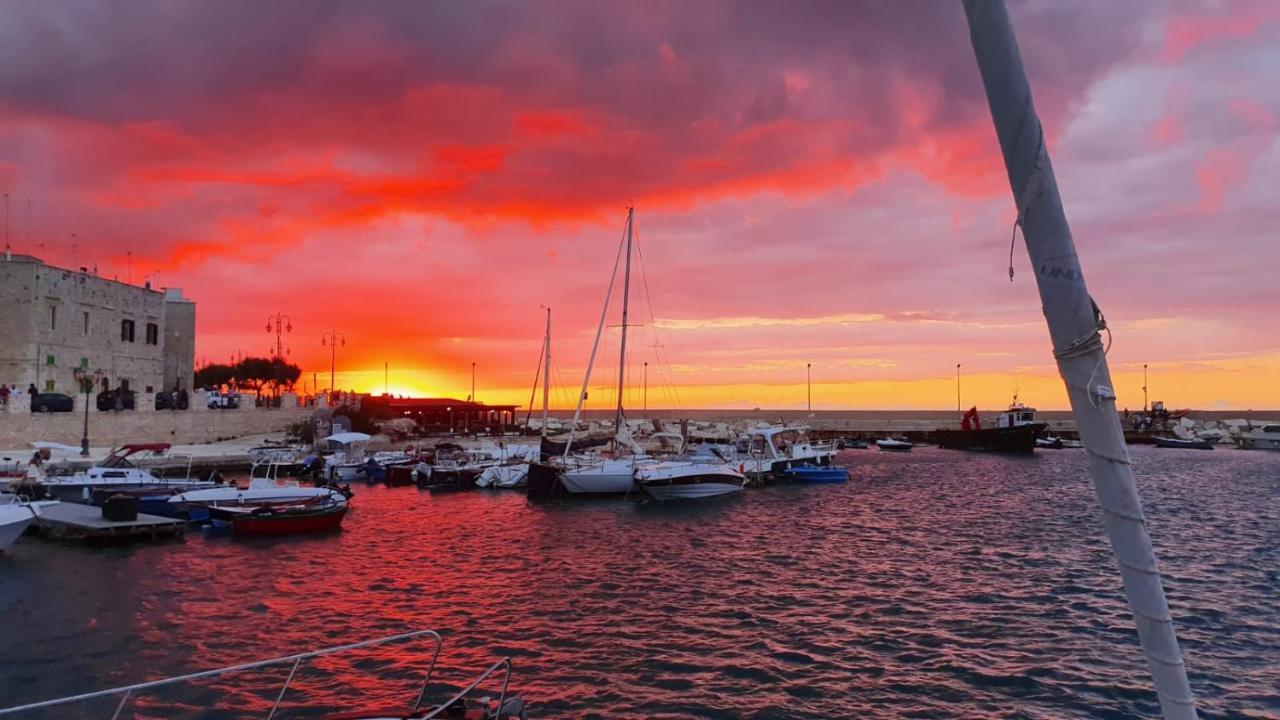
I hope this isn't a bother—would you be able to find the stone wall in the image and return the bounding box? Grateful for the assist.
[0,390,310,449]
[0,255,183,395]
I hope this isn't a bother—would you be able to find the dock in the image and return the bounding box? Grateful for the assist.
[33,502,185,542]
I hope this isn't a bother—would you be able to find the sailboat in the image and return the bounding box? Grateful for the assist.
[529,208,652,498]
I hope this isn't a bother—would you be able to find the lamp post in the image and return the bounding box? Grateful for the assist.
[73,367,103,457]
[265,313,293,360]
[320,330,345,402]
[1142,363,1148,413]
[807,362,812,414]
[956,363,962,414]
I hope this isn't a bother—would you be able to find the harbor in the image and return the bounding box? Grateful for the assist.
[3,0,1279,717]
[2,445,1277,717]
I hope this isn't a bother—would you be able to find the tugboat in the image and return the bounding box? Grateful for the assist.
[934,395,1047,453]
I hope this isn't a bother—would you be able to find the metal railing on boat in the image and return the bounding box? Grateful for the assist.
[0,628,522,719]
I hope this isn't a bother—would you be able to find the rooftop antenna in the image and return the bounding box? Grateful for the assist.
[963,2,1196,716]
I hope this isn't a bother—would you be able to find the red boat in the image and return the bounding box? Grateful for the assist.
[210,498,347,536]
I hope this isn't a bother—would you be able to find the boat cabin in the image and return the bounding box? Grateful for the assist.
[994,402,1038,429]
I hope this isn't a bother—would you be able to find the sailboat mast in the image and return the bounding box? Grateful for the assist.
[542,307,551,439]
[613,207,635,444]
[562,213,629,458]
[962,2,1196,718]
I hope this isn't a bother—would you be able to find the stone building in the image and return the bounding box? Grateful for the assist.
[0,254,196,396]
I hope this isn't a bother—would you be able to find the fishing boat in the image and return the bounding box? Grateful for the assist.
[935,399,1047,453]
[1238,423,1280,451]
[636,461,746,501]
[734,425,838,477]
[20,443,214,501]
[1154,437,1215,450]
[778,466,849,483]
[0,629,528,718]
[875,438,913,452]
[321,432,373,481]
[208,496,347,536]
[168,461,348,515]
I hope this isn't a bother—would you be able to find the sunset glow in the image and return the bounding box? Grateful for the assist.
[2,2,1277,410]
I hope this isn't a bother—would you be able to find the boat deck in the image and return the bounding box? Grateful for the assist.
[33,502,185,542]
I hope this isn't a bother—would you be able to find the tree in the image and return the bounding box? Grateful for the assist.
[194,357,301,398]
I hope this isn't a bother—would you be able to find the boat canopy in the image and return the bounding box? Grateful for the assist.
[322,432,371,445]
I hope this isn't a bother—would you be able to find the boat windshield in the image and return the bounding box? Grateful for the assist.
[1261,425,1280,434]
[99,455,136,469]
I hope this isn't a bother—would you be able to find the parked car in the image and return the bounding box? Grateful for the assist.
[97,388,136,411]
[155,389,190,410]
[207,391,240,410]
[31,393,75,413]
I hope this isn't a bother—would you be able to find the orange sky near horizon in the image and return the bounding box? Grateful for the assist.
[2,1,1277,411]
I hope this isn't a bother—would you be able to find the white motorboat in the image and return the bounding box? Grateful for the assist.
[23,443,214,501]
[1238,423,1280,451]
[321,432,372,481]
[875,438,914,452]
[735,425,837,476]
[636,461,746,501]
[476,464,529,489]
[168,460,347,509]
[0,502,37,553]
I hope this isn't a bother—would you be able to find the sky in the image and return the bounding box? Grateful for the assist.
[1,0,1277,411]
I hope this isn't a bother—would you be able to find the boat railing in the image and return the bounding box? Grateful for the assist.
[0,629,444,719]
[418,657,513,719]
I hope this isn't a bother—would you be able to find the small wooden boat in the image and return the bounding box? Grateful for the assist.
[207,497,347,536]
[779,466,849,484]
[875,438,913,452]
[1154,437,1214,450]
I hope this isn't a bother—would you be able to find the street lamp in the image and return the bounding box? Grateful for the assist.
[321,329,346,402]
[73,366,104,457]
[265,313,293,359]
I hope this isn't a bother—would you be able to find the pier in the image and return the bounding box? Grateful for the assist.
[33,502,185,542]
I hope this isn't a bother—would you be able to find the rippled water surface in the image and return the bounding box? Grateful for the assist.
[2,446,1277,718]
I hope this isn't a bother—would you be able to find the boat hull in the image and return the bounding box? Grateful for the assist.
[1239,436,1280,451]
[1154,437,1214,450]
[641,480,744,501]
[935,424,1044,453]
[560,460,635,494]
[779,467,849,484]
[230,505,347,536]
[0,506,35,552]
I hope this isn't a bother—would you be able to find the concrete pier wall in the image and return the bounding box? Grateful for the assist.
[0,390,310,448]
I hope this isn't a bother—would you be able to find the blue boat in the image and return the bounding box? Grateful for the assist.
[780,466,849,484]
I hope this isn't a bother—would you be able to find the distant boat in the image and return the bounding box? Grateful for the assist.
[1154,437,1214,450]
[1036,436,1064,449]
[636,461,746,501]
[1238,423,1280,451]
[935,398,1047,453]
[875,438,913,452]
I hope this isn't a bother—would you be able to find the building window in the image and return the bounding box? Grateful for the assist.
[50,305,57,331]
[44,380,55,392]
[80,357,89,369]
[145,322,159,345]
[121,319,136,342]
[46,354,55,366]
[83,311,90,334]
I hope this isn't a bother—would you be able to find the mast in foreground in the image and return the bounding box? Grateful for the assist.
[961,2,1197,717]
